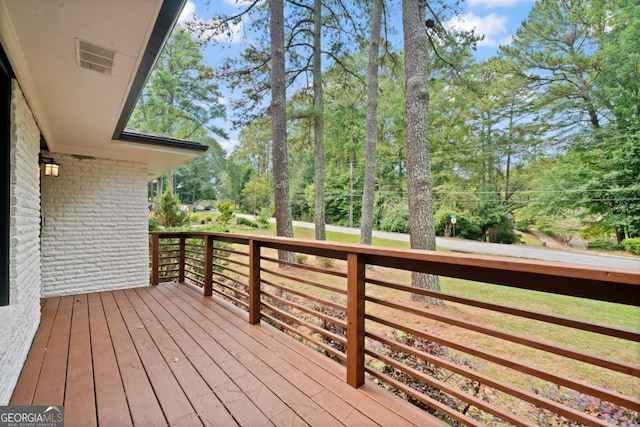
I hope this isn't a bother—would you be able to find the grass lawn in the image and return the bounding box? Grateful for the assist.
[518,231,545,247]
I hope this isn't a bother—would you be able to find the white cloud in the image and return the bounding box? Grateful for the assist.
[178,1,244,44]
[467,0,521,8]
[218,97,228,105]
[222,0,256,6]
[205,19,244,44]
[178,1,196,24]
[447,13,511,47]
[220,138,240,153]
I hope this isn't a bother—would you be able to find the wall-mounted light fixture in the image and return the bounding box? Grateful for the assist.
[39,153,60,177]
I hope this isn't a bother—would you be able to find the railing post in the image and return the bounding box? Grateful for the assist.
[178,234,186,283]
[249,239,261,324]
[347,252,365,388]
[203,234,213,297]
[151,233,159,286]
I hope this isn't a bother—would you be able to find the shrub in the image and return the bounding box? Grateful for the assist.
[588,237,620,251]
[497,227,520,244]
[154,189,188,228]
[216,200,235,225]
[257,207,271,228]
[237,216,258,228]
[622,237,640,255]
[514,219,532,232]
[296,253,308,264]
[179,224,229,233]
[378,203,409,233]
[190,213,199,223]
[148,215,159,231]
[205,215,213,223]
[435,210,483,240]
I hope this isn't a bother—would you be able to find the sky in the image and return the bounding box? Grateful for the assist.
[177,0,536,153]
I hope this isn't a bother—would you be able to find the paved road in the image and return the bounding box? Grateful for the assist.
[237,215,640,271]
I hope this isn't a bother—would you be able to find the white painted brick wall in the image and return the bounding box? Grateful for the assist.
[40,154,149,296]
[0,80,42,405]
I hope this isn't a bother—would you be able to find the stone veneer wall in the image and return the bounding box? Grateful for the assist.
[0,80,42,404]
[40,154,149,296]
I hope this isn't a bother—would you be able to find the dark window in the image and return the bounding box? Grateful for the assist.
[0,44,13,306]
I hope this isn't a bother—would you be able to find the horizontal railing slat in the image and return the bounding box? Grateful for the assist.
[367,295,639,377]
[260,278,347,312]
[365,314,640,410]
[150,230,640,425]
[367,277,640,342]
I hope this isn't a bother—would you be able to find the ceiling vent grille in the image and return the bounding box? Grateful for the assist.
[75,39,115,75]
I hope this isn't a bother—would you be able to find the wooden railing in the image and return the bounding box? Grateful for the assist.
[150,231,640,426]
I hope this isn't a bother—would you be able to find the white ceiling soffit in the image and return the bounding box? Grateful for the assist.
[0,0,202,179]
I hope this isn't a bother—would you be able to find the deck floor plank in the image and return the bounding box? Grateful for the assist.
[111,290,203,427]
[13,283,444,427]
[159,285,348,427]
[10,297,60,405]
[87,292,132,427]
[32,295,74,406]
[123,288,240,427]
[101,291,167,427]
[173,283,445,427]
[64,294,97,426]
[137,286,281,426]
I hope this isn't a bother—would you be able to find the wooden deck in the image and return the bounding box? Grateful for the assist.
[11,282,443,426]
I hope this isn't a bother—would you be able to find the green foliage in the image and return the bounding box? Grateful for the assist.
[256,207,271,228]
[190,214,199,223]
[435,209,483,241]
[201,0,637,250]
[514,220,532,232]
[154,189,188,228]
[169,224,229,233]
[296,253,308,264]
[216,200,235,225]
[130,27,227,140]
[588,238,621,251]
[174,138,227,204]
[148,215,159,232]
[129,27,227,205]
[187,224,230,233]
[236,217,259,228]
[374,197,409,234]
[621,238,640,255]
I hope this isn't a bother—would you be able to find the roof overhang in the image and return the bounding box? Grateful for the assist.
[0,0,206,180]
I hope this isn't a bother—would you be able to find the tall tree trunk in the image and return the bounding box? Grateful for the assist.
[402,0,442,305]
[168,170,175,194]
[504,109,513,207]
[270,0,295,264]
[360,0,383,246]
[313,0,326,241]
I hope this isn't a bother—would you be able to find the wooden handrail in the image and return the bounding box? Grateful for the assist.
[150,231,640,425]
[150,231,639,305]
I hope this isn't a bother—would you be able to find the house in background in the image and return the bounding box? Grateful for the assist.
[0,0,204,403]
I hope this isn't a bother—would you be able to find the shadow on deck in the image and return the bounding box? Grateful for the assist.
[11,282,443,426]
